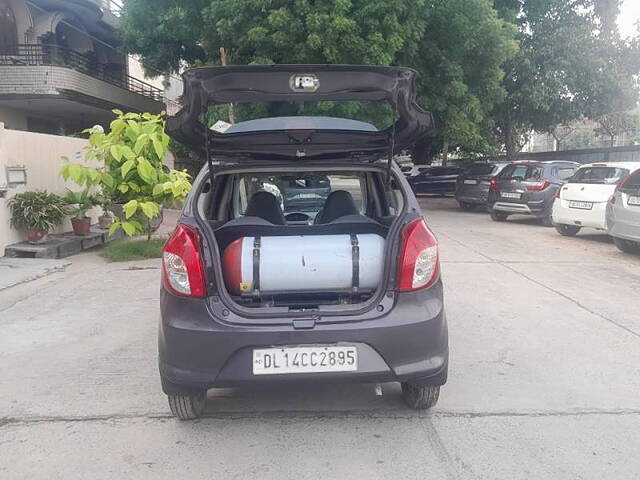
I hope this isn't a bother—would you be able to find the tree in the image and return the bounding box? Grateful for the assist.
[493,0,640,160]
[119,0,517,162]
[595,111,636,147]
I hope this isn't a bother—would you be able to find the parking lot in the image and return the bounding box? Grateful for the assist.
[1,196,639,479]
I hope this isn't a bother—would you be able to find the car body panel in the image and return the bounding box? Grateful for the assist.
[166,65,433,158]
[455,163,508,205]
[607,170,640,242]
[553,162,640,230]
[488,161,579,218]
[408,167,462,194]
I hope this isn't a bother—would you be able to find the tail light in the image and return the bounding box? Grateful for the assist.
[489,176,499,190]
[162,223,207,298]
[397,219,439,292]
[526,179,550,191]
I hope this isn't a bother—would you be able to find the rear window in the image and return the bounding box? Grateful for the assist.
[500,165,543,181]
[569,167,630,185]
[234,172,365,219]
[464,164,496,176]
[553,166,578,180]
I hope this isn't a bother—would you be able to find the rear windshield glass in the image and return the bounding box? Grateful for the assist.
[420,167,459,176]
[569,167,630,185]
[234,172,365,219]
[500,165,543,181]
[464,164,496,176]
[554,167,578,180]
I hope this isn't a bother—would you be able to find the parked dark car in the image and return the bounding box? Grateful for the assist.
[408,167,462,195]
[455,162,509,210]
[160,65,448,419]
[487,161,579,226]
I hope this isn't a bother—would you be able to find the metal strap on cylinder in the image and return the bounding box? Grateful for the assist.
[252,236,261,295]
[350,234,360,295]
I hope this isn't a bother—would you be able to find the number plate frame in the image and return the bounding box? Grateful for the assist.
[253,345,358,375]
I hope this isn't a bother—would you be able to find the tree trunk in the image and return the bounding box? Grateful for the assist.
[505,125,519,162]
[610,135,615,148]
[441,140,449,166]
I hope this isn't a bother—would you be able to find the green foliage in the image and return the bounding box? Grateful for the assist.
[8,191,67,232]
[493,0,640,159]
[119,0,517,158]
[62,189,102,219]
[101,237,167,262]
[63,110,191,238]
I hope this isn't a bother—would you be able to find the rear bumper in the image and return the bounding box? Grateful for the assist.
[553,200,607,230]
[159,286,449,394]
[490,199,548,216]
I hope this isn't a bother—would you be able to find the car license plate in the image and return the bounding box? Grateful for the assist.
[501,192,521,199]
[629,196,640,206]
[253,345,358,375]
[464,179,477,185]
[568,200,593,210]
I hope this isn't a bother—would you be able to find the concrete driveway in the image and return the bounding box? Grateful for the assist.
[1,197,639,479]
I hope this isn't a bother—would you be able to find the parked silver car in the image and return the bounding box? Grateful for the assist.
[606,169,640,253]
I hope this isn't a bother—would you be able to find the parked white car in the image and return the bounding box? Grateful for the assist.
[606,168,640,254]
[552,162,640,236]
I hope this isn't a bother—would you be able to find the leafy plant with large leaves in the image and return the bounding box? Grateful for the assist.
[60,110,191,239]
[8,191,67,232]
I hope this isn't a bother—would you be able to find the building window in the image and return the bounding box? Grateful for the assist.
[0,1,18,48]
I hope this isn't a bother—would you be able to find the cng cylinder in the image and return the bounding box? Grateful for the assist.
[222,234,385,295]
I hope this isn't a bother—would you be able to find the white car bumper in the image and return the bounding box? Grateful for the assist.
[552,199,608,230]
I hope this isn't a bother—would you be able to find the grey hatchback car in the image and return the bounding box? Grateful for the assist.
[488,161,579,226]
[455,162,509,210]
[159,65,448,419]
[607,168,640,254]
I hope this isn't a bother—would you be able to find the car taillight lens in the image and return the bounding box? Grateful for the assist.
[162,223,206,298]
[489,176,499,190]
[526,179,550,191]
[397,219,439,292]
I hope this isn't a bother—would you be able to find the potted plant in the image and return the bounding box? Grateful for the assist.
[60,110,191,241]
[7,191,67,244]
[63,189,100,236]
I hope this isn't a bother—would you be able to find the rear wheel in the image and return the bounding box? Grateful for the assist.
[540,212,554,227]
[401,382,440,410]
[490,211,509,222]
[168,391,207,420]
[555,224,581,236]
[459,202,476,211]
[613,237,640,254]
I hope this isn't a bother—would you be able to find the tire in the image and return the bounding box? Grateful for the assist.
[168,391,207,420]
[490,211,509,222]
[555,224,581,236]
[401,382,440,410]
[613,237,640,254]
[459,202,476,211]
[540,212,554,227]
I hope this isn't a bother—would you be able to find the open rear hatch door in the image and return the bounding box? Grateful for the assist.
[166,65,433,160]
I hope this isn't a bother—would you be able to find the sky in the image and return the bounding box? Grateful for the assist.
[618,0,640,38]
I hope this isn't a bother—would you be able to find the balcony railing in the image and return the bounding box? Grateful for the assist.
[0,44,164,102]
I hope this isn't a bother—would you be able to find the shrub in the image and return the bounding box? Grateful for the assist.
[8,191,67,232]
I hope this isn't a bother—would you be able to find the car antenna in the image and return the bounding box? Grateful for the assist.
[387,97,398,185]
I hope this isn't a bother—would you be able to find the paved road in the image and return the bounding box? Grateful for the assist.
[1,197,639,479]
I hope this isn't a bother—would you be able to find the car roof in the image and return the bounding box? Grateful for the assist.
[226,116,378,133]
[580,161,640,170]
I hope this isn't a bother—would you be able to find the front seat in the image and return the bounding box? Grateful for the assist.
[244,191,287,225]
[315,190,359,224]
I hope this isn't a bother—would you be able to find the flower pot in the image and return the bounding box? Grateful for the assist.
[71,217,92,236]
[26,229,49,244]
[98,215,113,229]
